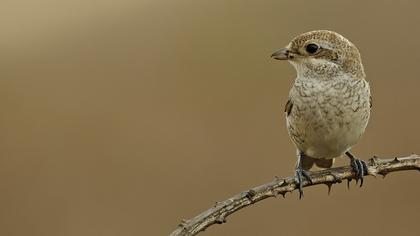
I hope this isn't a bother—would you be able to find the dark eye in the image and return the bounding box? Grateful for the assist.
[305,43,319,54]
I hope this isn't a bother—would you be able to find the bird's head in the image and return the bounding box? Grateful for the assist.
[272,30,365,80]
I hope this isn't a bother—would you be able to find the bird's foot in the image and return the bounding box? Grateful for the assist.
[347,152,367,187]
[295,167,312,199]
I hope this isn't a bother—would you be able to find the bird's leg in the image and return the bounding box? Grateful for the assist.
[295,152,313,199]
[345,151,367,187]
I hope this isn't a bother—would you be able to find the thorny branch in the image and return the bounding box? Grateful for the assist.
[169,154,420,236]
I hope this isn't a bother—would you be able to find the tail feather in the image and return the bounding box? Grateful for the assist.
[300,154,335,170]
[314,158,335,168]
[300,155,315,170]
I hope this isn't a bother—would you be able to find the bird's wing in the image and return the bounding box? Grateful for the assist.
[285,98,293,116]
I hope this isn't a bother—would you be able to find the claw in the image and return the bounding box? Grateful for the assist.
[346,152,367,187]
[295,168,304,199]
[295,166,312,199]
[295,151,313,199]
[302,170,313,184]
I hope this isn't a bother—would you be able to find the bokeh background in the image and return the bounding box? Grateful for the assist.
[1,1,419,235]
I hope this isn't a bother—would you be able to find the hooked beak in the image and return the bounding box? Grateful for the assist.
[271,48,292,60]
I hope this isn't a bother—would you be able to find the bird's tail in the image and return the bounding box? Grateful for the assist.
[314,158,334,169]
[301,155,334,170]
[300,155,315,170]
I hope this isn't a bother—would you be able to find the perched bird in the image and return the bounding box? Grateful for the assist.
[271,30,372,198]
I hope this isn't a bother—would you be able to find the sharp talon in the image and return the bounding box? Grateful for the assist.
[362,161,368,175]
[302,170,313,184]
[358,158,367,187]
[346,152,367,188]
[347,179,351,190]
[295,168,312,199]
[295,151,313,199]
[295,169,304,199]
[357,160,364,187]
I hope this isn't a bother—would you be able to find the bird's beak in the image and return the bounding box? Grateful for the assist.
[271,48,291,60]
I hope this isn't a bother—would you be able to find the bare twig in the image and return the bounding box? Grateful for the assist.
[169,154,420,236]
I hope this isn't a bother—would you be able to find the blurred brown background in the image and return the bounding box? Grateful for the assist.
[1,1,419,235]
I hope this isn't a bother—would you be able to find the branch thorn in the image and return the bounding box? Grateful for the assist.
[215,215,226,224]
[380,172,388,178]
[325,182,333,195]
[370,156,380,164]
[169,154,420,236]
[245,189,256,201]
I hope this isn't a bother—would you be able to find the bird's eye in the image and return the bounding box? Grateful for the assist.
[305,43,319,54]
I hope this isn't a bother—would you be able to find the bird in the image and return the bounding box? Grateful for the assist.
[271,30,372,198]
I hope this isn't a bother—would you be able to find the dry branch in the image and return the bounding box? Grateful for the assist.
[169,154,420,236]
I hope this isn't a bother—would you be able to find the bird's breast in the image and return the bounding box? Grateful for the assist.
[286,77,370,158]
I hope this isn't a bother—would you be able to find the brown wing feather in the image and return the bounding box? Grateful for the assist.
[285,99,293,116]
